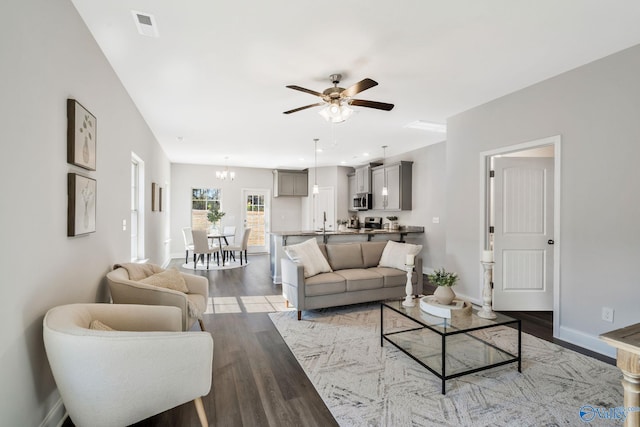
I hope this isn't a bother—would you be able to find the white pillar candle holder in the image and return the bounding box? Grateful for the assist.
[402,264,415,307]
[477,261,497,319]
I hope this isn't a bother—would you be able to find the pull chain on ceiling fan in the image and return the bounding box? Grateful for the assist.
[283,74,394,123]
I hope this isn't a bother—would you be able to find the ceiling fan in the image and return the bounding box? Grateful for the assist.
[283,74,394,123]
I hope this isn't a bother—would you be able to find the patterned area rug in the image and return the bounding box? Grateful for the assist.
[269,303,623,427]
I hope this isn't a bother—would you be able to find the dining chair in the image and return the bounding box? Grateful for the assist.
[182,227,194,264]
[192,229,217,269]
[222,225,237,261]
[223,228,251,265]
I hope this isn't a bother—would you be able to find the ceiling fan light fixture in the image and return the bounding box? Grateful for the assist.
[318,102,353,123]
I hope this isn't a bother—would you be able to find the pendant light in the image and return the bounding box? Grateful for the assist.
[381,145,388,196]
[313,138,319,195]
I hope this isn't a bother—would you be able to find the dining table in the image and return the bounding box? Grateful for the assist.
[207,232,235,266]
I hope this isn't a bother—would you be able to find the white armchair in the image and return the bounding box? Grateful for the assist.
[106,264,208,331]
[43,303,213,427]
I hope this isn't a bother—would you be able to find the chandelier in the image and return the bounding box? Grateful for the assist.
[216,157,235,181]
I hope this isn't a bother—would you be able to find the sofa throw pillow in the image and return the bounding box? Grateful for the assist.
[284,238,333,278]
[89,319,115,331]
[378,240,423,271]
[139,268,189,293]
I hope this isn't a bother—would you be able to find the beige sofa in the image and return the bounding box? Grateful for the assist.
[282,241,423,320]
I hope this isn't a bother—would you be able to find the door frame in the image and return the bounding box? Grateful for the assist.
[240,188,271,254]
[479,135,561,337]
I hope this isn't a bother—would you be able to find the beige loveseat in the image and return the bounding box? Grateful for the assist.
[106,263,208,331]
[282,240,423,320]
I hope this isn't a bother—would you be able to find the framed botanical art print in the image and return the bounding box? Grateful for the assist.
[151,182,158,211]
[68,173,97,236]
[67,99,97,170]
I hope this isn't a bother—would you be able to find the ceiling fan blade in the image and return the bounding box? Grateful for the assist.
[283,102,325,114]
[286,85,324,98]
[349,99,395,111]
[341,78,378,98]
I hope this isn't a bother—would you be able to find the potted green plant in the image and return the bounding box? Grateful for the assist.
[386,215,399,230]
[336,219,348,232]
[427,268,459,305]
[207,206,226,233]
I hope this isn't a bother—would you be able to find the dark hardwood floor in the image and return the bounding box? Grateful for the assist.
[63,256,613,426]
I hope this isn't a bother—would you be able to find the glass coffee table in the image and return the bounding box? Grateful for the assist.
[381,300,521,394]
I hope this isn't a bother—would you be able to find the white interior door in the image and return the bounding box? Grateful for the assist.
[241,188,270,253]
[313,187,335,231]
[493,157,554,310]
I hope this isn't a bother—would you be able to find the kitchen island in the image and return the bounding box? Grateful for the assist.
[269,226,425,284]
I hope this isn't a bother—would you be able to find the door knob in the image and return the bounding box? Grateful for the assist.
[547,239,555,245]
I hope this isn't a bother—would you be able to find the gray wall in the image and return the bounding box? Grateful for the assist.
[446,44,640,356]
[0,1,171,425]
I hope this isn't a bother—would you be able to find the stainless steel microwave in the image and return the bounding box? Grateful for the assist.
[352,193,372,211]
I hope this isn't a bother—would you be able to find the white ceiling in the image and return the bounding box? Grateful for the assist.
[70,0,640,170]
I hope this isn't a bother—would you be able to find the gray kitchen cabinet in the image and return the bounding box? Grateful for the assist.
[273,169,308,197]
[371,167,385,210]
[355,165,371,193]
[371,161,413,210]
[348,173,356,211]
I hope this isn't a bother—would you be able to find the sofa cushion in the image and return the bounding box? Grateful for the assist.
[368,267,407,288]
[139,268,189,293]
[305,272,346,296]
[284,238,333,278]
[361,241,388,267]
[326,243,364,270]
[317,243,329,262]
[334,269,384,292]
[378,241,423,271]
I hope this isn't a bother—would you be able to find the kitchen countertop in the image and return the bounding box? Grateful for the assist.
[271,226,424,238]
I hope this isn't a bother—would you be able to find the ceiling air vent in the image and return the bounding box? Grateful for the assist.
[131,10,159,38]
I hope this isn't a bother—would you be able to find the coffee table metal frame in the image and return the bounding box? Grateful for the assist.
[381,300,521,394]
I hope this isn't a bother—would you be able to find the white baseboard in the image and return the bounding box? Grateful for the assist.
[557,325,616,359]
[39,397,66,427]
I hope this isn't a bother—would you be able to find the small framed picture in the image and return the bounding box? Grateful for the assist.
[152,182,158,211]
[67,99,97,170]
[68,173,97,236]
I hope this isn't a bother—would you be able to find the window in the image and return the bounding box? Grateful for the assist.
[191,188,221,230]
[131,153,145,261]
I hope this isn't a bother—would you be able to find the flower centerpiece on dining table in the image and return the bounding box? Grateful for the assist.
[207,206,226,234]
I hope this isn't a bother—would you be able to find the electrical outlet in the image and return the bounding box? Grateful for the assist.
[602,307,614,323]
[432,217,440,224]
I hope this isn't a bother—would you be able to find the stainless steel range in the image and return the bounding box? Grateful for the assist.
[363,216,383,230]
